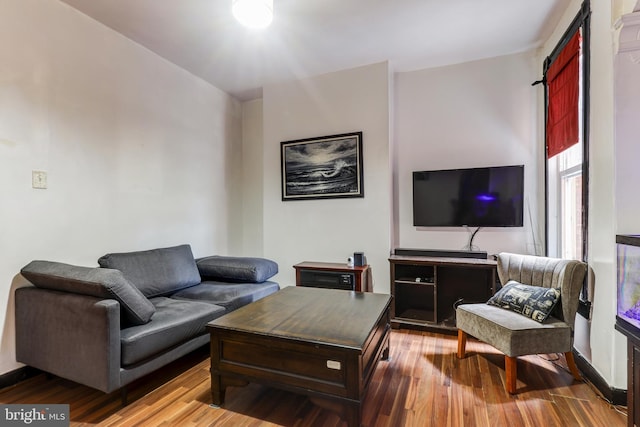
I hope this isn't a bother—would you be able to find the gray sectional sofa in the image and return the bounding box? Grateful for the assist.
[15,244,279,399]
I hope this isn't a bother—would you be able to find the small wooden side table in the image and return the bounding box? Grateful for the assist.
[293,261,372,292]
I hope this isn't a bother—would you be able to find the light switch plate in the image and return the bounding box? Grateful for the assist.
[32,170,47,189]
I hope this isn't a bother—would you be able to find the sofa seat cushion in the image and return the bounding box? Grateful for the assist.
[170,281,280,312]
[21,260,155,325]
[98,244,201,298]
[456,303,572,357]
[120,297,224,366]
[196,256,278,283]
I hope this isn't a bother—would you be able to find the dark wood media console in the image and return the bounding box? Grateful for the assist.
[389,255,498,332]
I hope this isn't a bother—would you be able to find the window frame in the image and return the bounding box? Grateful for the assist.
[543,0,591,317]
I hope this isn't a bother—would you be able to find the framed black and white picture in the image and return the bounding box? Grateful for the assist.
[280,132,364,201]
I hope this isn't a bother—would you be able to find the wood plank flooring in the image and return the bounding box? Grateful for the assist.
[0,329,627,426]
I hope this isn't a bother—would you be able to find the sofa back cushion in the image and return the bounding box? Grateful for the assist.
[98,244,201,298]
[196,256,278,283]
[21,260,155,325]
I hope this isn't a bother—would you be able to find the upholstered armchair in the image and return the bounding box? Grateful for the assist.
[456,252,588,394]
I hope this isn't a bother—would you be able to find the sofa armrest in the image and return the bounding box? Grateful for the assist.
[15,287,122,393]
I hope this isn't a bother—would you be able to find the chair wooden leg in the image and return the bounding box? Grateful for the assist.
[457,330,467,358]
[565,351,582,381]
[505,356,517,394]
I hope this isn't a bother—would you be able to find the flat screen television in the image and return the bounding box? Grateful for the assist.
[413,165,524,227]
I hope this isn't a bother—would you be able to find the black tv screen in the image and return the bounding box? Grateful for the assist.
[413,165,524,227]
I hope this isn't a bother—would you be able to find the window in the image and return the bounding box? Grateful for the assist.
[548,142,583,260]
[544,1,590,314]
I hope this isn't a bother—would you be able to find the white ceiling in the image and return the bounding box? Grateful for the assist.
[58,0,570,101]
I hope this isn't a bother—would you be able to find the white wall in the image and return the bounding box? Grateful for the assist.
[616,10,640,235]
[0,0,241,375]
[240,99,264,256]
[613,0,640,19]
[261,62,392,292]
[394,52,541,256]
[613,0,640,390]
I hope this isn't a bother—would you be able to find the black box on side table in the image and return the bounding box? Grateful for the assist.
[293,262,372,292]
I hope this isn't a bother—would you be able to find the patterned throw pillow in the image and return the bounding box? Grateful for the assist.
[487,280,561,323]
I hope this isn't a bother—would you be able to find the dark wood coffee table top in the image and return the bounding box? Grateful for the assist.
[208,286,391,349]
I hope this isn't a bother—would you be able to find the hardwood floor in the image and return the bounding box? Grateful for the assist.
[1,329,626,426]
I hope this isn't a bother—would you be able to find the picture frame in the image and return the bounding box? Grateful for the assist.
[280,131,364,201]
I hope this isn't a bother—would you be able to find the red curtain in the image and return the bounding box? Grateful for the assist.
[546,31,581,158]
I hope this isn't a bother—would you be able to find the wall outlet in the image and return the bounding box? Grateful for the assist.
[32,170,47,189]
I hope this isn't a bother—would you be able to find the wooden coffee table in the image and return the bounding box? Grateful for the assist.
[207,286,392,427]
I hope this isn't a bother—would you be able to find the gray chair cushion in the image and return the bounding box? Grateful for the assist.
[21,260,155,325]
[171,280,280,312]
[496,252,587,328]
[120,297,224,366]
[196,256,278,283]
[456,303,572,357]
[98,244,201,298]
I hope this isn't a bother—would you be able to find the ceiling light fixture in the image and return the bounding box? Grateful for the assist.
[232,0,273,29]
